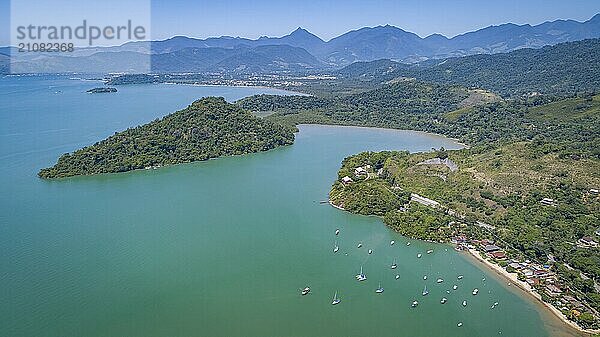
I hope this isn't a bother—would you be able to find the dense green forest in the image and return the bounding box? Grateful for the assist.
[39,97,295,178]
[337,39,600,97]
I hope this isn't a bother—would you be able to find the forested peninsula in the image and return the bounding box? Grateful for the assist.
[38,97,295,178]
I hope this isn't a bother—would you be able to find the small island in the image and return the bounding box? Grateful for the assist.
[86,87,117,94]
[38,97,295,178]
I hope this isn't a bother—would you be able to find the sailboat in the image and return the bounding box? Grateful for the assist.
[411,300,419,307]
[368,249,373,254]
[407,242,411,246]
[395,274,400,280]
[335,229,340,235]
[472,288,479,295]
[440,297,447,304]
[375,282,384,293]
[357,242,363,248]
[331,291,341,305]
[390,240,395,245]
[436,278,444,283]
[333,241,339,253]
[453,285,458,290]
[462,300,467,307]
[422,285,429,296]
[417,253,422,258]
[355,266,367,281]
[390,258,397,269]
[457,275,464,280]
[301,287,311,296]
[427,249,434,254]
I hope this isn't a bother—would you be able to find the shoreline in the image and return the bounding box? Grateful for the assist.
[464,248,598,336]
[329,199,596,335]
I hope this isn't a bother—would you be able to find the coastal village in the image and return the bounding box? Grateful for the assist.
[337,158,600,333]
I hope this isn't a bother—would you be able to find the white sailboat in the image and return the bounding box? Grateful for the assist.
[375,282,384,293]
[422,285,429,296]
[355,266,367,281]
[472,288,479,295]
[333,241,339,253]
[440,297,447,304]
[411,300,419,307]
[301,287,310,295]
[391,258,397,269]
[335,229,340,235]
[462,300,467,307]
[390,240,395,245]
[331,291,341,305]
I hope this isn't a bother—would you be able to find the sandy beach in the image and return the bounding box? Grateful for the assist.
[465,248,599,336]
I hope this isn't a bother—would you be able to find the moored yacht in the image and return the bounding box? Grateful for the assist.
[301,287,310,295]
[331,291,341,305]
[391,258,397,269]
[422,285,429,296]
[355,266,367,281]
[375,283,384,293]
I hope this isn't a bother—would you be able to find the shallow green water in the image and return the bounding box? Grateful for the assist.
[0,76,577,337]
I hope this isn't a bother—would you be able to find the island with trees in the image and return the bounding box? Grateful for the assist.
[86,87,118,94]
[38,97,295,178]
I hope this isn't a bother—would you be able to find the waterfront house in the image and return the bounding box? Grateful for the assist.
[342,176,353,185]
[483,244,501,253]
[489,251,507,260]
[354,167,367,176]
[521,268,534,278]
[545,284,563,297]
[508,262,522,270]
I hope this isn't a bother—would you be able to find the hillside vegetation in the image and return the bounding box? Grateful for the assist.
[338,39,600,97]
[39,97,295,178]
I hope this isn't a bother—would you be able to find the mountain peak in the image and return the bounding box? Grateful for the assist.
[290,27,314,36]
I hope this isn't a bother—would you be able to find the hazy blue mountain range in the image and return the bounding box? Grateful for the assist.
[2,14,599,73]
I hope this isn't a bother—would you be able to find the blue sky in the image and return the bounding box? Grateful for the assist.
[2,0,600,45]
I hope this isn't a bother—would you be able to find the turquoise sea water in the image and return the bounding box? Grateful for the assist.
[0,76,578,337]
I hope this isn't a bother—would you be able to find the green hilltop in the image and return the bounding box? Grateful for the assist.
[38,97,295,178]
